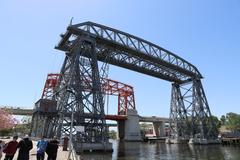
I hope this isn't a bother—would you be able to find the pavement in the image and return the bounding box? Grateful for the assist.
[0,138,71,160]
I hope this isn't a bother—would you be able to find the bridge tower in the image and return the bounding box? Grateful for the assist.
[168,80,218,144]
[51,38,112,151]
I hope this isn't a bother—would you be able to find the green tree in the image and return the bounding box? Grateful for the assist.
[201,115,220,137]
[211,115,221,129]
[108,130,117,139]
[0,128,13,137]
[13,124,30,136]
[220,115,226,125]
[13,117,32,136]
[140,123,151,138]
[225,112,240,132]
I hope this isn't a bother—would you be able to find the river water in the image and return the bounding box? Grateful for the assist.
[82,140,240,160]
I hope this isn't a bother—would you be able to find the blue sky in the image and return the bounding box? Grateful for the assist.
[0,0,240,118]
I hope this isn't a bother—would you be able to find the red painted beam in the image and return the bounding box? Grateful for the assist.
[105,114,127,121]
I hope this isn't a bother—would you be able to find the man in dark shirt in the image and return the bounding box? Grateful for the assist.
[3,136,18,160]
[46,136,59,160]
[16,135,33,160]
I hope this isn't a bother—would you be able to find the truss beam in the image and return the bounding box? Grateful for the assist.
[56,21,202,83]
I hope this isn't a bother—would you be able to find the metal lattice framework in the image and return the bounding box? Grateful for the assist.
[41,74,60,99]
[169,80,218,140]
[32,74,135,141]
[55,40,108,144]
[31,72,135,138]
[169,83,190,139]
[103,78,135,115]
[42,21,217,143]
[40,73,135,115]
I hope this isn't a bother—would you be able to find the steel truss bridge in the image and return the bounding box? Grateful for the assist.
[30,21,217,148]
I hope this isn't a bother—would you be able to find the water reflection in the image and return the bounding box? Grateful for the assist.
[82,140,240,160]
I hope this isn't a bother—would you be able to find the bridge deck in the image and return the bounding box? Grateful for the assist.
[0,107,169,123]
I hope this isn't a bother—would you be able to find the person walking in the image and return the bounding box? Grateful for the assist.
[0,140,5,159]
[16,135,33,160]
[46,136,59,160]
[36,136,47,160]
[2,136,18,160]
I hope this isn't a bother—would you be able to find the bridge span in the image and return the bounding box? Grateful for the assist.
[0,106,169,123]
[0,106,169,138]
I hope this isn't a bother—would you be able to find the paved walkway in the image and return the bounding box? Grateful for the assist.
[1,139,70,160]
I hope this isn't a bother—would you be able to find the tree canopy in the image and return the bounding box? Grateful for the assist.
[225,112,240,132]
[0,109,17,130]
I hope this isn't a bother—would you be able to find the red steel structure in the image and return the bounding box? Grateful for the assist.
[41,74,60,99]
[41,73,135,117]
[102,78,135,115]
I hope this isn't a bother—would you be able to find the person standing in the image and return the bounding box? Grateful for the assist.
[62,135,69,151]
[16,135,33,160]
[46,136,59,160]
[36,136,48,160]
[0,140,5,159]
[3,136,18,160]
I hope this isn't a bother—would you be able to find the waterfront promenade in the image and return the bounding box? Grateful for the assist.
[1,139,70,160]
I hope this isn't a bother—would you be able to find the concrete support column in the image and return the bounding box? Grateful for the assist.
[153,122,160,137]
[160,121,165,137]
[153,121,165,137]
[124,109,141,141]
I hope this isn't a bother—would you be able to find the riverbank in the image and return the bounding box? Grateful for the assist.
[222,137,240,145]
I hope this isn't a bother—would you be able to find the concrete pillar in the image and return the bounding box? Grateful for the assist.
[153,122,160,137]
[160,121,165,137]
[153,121,165,137]
[124,109,141,141]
